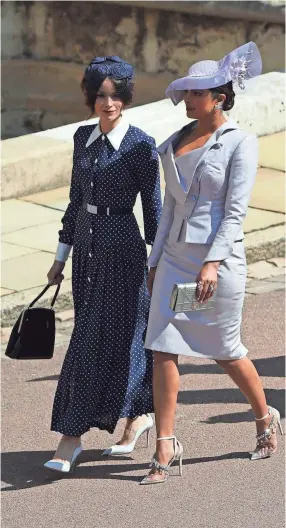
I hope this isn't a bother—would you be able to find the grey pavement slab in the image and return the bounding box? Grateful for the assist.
[2,242,38,260]
[1,199,63,234]
[1,291,284,528]
[249,167,285,214]
[246,280,285,295]
[268,258,285,268]
[244,224,285,263]
[247,260,285,279]
[265,275,286,283]
[2,221,66,255]
[244,207,284,232]
[1,288,15,296]
[1,180,284,316]
[21,186,70,209]
[258,132,285,172]
[1,251,72,291]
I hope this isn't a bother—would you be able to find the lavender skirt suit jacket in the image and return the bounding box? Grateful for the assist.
[145,119,258,359]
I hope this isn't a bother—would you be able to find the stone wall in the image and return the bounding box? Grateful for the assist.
[2,1,285,138]
[2,72,285,200]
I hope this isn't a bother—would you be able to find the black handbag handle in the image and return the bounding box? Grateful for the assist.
[28,284,61,309]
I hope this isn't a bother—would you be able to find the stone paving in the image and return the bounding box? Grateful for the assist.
[1,167,285,298]
[1,290,285,528]
[1,137,285,528]
[1,131,285,328]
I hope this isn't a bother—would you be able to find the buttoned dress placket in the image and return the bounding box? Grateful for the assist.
[84,134,106,307]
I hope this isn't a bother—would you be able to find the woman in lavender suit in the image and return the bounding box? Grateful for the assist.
[141,42,283,485]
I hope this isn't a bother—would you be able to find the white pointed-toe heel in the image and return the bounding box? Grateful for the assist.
[102,414,153,456]
[44,445,83,473]
[251,406,283,461]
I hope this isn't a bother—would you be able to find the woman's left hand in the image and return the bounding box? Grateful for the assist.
[195,261,220,303]
[147,267,157,296]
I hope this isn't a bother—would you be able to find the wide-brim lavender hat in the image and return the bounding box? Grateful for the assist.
[166,42,262,105]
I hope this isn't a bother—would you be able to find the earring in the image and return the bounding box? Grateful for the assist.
[214,102,224,111]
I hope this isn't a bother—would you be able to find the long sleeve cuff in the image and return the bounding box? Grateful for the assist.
[55,242,72,262]
[148,249,161,267]
[203,242,233,263]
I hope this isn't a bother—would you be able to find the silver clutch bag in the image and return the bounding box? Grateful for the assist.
[169,282,217,313]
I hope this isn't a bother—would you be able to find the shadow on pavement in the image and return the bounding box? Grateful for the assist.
[179,356,285,378]
[201,409,254,424]
[179,363,222,375]
[1,449,250,492]
[26,356,285,384]
[1,449,144,491]
[26,375,59,383]
[178,388,285,418]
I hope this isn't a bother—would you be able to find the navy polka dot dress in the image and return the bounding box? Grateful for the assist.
[51,123,162,436]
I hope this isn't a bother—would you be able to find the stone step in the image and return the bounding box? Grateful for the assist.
[2,72,285,199]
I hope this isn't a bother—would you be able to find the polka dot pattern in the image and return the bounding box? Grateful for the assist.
[51,124,162,436]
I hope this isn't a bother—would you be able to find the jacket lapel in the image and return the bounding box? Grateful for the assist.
[193,119,239,188]
[160,143,187,204]
[190,136,222,190]
[158,118,240,202]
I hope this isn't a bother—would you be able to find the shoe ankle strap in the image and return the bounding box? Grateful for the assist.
[255,407,271,421]
[157,436,176,441]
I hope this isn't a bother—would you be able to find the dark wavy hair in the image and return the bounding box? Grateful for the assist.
[209,81,235,111]
[81,73,134,115]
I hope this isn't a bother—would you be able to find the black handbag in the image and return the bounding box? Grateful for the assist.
[5,284,61,360]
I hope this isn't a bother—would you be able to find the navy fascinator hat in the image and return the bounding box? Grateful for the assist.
[85,55,134,80]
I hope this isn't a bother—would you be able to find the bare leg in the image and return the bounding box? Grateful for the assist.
[147,351,180,482]
[52,434,82,462]
[216,356,277,451]
[118,350,179,447]
[117,415,152,445]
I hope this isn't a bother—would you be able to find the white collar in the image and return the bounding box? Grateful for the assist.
[85,118,129,150]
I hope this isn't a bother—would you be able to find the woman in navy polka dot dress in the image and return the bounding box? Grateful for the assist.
[44,56,162,473]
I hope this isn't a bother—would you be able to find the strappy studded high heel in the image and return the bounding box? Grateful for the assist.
[251,406,283,461]
[140,436,183,485]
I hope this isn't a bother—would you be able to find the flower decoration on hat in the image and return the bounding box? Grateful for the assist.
[229,56,250,89]
[165,41,262,105]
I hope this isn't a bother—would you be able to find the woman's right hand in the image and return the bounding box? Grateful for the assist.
[147,267,157,296]
[47,260,65,285]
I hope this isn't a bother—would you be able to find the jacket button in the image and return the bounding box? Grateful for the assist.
[94,159,98,164]
[90,228,93,234]
[89,252,92,258]
[101,135,105,141]
[91,182,94,187]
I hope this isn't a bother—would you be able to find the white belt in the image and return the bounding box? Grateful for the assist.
[86,204,110,216]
